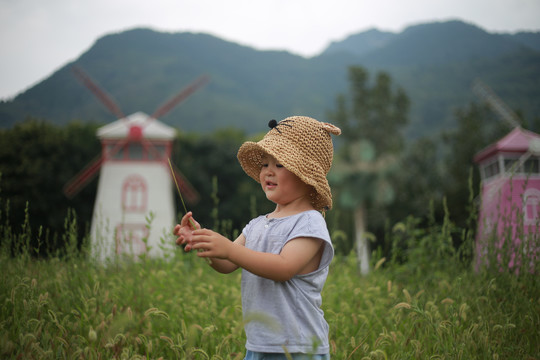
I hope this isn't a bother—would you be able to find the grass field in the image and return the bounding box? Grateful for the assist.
[0,210,539,359]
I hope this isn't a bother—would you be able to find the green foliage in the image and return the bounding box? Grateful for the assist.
[388,137,445,222]
[0,67,535,268]
[0,252,245,359]
[330,66,409,155]
[328,66,409,241]
[325,254,539,359]
[0,119,100,254]
[0,205,538,359]
[441,102,510,230]
[385,198,467,284]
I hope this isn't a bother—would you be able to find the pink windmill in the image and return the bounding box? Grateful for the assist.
[64,66,208,261]
[473,79,539,273]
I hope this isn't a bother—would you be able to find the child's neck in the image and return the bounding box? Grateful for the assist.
[268,200,315,219]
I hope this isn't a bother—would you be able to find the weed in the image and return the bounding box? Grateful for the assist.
[0,189,538,358]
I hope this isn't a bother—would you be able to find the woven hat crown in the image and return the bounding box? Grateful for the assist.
[237,116,341,211]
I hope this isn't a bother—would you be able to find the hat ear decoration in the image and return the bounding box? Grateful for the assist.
[321,122,342,136]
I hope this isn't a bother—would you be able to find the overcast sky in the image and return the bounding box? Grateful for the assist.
[1,0,539,101]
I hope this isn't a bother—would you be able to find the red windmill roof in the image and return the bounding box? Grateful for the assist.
[474,127,540,163]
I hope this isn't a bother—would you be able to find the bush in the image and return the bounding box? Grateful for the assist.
[0,193,538,359]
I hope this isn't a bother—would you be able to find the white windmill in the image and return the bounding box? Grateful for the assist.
[64,66,207,261]
[472,79,540,273]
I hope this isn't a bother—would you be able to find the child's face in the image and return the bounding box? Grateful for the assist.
[259,154,312,206]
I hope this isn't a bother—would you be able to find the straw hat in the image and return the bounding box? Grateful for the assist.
[237,116,341,211]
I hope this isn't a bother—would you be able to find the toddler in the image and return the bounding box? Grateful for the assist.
[174,116,341,359]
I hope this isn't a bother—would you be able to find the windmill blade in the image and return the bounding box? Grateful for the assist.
[472,78,520,128]
[63,156,104,198]
[168,161,199,204]
[63,138,130,198]
[151,75,210,120]
[72,66,126,120]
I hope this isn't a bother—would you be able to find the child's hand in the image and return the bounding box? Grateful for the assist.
[190,229,233,260]
[173,211,200,251]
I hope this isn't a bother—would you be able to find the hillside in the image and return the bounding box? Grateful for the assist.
[1,20,539,138]
[0,30,350,134]
[324,29,396,57]
[320,20,540,136]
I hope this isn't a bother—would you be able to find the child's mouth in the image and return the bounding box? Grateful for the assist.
[265,181,277,189]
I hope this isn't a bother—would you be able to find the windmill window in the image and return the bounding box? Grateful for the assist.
[483,160,500,179]
[122,175,147,212]
[105,144,113,157]
[148,145,166,160]
[523,188,540,226]
[504,159,519,172]
[128,143,144,160]
[523,158,539,174]
[113,148,124,160]
[106,144,125,160]
[503,157,540,175]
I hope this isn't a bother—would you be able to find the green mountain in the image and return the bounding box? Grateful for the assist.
[349,20,527,66]
[324,29,395,57]
[322,20,540,136]
[505,31,540,51]
[1,20,539,138]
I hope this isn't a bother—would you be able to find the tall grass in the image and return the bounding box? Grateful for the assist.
[0,199,538,359]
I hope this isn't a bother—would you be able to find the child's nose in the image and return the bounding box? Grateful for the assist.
[262,165,274,176]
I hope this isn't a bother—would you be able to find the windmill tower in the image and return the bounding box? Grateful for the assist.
[64,66,207,261]
[472,79,540,273]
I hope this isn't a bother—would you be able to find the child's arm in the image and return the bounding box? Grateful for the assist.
[190,228,323,282]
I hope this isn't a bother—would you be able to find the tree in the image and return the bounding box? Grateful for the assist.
[389,137,445,222]
[441,102,509,232]
[0,119,101,254]
[328,66,409,274]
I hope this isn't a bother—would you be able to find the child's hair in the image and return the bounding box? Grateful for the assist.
[237,116,341,211]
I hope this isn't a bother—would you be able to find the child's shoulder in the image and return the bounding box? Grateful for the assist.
[273,210,326,224]
[294,209,325,221]
[288,210,329,234]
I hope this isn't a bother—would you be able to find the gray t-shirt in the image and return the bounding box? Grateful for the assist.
[241,210,334,354]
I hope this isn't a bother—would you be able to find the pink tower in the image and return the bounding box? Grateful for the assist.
[474,127,540,273]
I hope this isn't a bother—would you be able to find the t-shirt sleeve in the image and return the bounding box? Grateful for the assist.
[286,212,334,270]
[242,216,258,239]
